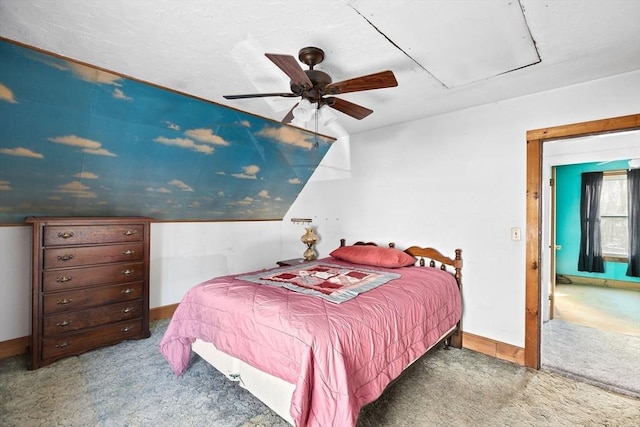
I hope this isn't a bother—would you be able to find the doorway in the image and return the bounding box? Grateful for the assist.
[524,113,640,369]
[538,141,640,396]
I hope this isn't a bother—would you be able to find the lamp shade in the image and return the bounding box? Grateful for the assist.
[292,99,314,122]
[318,105,336,126]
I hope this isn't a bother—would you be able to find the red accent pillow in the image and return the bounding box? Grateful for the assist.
[329,245,416,268]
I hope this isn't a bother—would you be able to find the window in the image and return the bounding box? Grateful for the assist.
[600,171,628,260]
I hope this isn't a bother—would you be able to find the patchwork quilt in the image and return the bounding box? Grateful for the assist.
[238,262,400,303]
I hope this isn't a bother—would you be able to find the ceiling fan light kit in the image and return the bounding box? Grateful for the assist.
[292,98,315,121]
[223,46,398,126]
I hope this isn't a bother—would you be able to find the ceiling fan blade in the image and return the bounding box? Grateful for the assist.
[265,53,313,90]
[223,92,298,100]
[281,104,297,124]
[325,97,373,120]
[325,70,398,95]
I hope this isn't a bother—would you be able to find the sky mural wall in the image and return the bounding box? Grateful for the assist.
[0,39,334,225]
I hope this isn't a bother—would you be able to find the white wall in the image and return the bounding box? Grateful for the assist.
[291,70,640,348]
[1,70,639,346]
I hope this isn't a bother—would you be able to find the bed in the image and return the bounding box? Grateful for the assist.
[160,239,463,427]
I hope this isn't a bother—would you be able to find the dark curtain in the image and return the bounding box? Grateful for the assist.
[626,169,640,277]
[578,172,605,272]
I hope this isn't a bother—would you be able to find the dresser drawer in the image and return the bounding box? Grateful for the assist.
[44,242,144,269]
[43,262,144,292]
[43,299,143,335]
[43,224,144,246]
[43,282,143,314]
[42,319,143,361]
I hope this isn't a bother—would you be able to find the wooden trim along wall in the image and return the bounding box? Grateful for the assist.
[525,113,640,369]
[1,302,524,364]
[0,304,180,360]
[462,332,525,364]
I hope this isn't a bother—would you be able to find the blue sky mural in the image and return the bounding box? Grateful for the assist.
[0,39,333,225]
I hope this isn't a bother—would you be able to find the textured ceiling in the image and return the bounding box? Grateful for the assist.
[0,0,639,139]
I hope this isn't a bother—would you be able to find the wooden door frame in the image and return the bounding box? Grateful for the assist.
[524,113,640,369]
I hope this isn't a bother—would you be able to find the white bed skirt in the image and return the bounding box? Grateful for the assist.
[192,338,297,425]
[192,325,456,426]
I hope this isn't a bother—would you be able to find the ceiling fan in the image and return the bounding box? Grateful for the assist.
[223,46,398,123]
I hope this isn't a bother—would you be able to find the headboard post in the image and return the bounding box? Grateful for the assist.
[454,249,462,287]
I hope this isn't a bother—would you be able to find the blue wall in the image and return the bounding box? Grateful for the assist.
[555,160,639,283]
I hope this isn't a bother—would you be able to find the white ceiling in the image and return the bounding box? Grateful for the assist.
[0,0,638,138]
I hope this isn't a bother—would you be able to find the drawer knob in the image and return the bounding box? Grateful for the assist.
[123,230,137,236]
[121,307,135,314]
[57,231,74,239]
[55,341,71,349]
[121,288,135,295]
[55,276,73,283]
[121,269,135,276]
[56,298,73,305]
[121,326,134,333]
[56,320,73,327]
[122,249,136,256]
[57,254,74,261]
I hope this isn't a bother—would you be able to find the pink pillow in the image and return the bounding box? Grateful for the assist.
[330,245,416,268]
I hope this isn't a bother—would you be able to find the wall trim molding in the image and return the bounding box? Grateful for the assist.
[150,303,179,322]
[0,336,29,360]
[559,275,640,291]
[0,304,180,361]
[462,332,525,365]
[1,303,524,366]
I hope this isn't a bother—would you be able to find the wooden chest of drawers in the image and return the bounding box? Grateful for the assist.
[26,216,153,369]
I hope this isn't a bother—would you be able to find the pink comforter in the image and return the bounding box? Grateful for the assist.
[159,257,461,427]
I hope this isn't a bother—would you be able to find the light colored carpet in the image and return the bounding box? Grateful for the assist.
[542,318,640,399]
[1,319,639,427]
[553,283,640,336]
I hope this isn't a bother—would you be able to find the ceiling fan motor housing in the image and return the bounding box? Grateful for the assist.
[292,69,332,104]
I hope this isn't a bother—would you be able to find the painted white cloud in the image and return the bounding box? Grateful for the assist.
[184,128,230,146]
[145,186,172,193]
[232,165,260,180]
[32,55,132,101]
[0,83,17,104]
[0,147,43,158]
[168,179,194,192]
[49,135,101,149]
[288,178,301,184]
[48,135,117,157]
[0,180,12,191]
[258,190,270,199]
[231,197,254,206]
[257,126,315,149]
[68,62,123,86]
[166,121,181,131]
[74,171,98,179]
[154,136,214,155]
[55,181,97,198]
[83,148,117,157]
[113,88,132,101]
